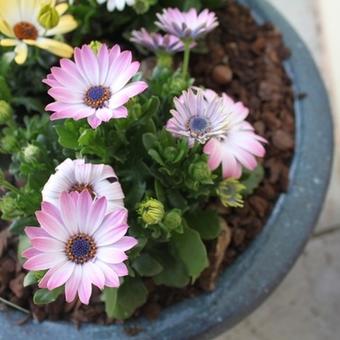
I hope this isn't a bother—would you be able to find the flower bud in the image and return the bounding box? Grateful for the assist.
[138,198,165,225]
[0,100,13,125]
[89,41,103,54]
[133,0,156,14]
[217,178,245,208]
[38,4,60,30]
[23,144,40,162]
[189,161,211,183]
[1,134,18,153]
[163,209,182,231]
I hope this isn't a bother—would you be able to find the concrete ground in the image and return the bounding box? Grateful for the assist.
[218,0,340,339]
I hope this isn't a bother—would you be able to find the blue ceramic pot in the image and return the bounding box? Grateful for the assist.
[0,0,333,339]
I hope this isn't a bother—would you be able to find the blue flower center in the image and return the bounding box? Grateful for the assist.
[65,233,97,264]
[71,239,90,257]
[87,86,105,101]
[189,116,209,134]
[84,86,111,109]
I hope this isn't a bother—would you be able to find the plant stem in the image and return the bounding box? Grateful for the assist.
[0,297,30,314]
[182,40,192,79]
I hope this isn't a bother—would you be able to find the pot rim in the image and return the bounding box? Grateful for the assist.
[0,0,333,339]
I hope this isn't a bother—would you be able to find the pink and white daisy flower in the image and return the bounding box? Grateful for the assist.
[43,44,148,129]
[155,8,218,41]
[202,90,267,179]
[42,159,124,212]
[166,88,231,146]
[23,190,137,305]
[130,28,186,54]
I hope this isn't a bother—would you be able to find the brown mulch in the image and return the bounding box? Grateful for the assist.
[0,0,298,326]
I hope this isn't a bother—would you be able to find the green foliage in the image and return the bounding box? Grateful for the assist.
[0,0,265,322]
[186,209,221,240]
[171,225,209,281]
[102,277,148,320]
[241,165,265,196]
[33,287,64,305]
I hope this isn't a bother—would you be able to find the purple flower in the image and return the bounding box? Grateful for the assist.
[23,190,137,305]
[43,44,148,129]
[166,88,231,146]
[155,8,218,40]
[130,28,186,54]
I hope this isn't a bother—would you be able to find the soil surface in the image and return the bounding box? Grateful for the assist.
[0,0,297,328]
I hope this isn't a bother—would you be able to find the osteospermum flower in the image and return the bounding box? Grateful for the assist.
[130,28,186,54]
[0,0,77,64]
[155,8,218,40]
[42,159,125,212]
[43,44,148,128]
[23,190,137,304]
[203,90,267,179]
[97,0,135,12]
[166,88,231,146]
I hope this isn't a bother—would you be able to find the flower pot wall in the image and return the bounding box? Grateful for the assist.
[0,0,333,339]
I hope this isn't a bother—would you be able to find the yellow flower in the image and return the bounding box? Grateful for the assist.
[0,0,77,64]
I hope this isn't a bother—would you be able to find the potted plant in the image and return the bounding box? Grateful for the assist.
[0,0,332,339]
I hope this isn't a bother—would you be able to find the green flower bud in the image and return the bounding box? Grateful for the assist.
[217,178,245,208]
[163,209,182,231]
[23,144,40,162]
[38,4,60,30]
[133,0,156,14]
[1,134,18,153]
[189,161,211,183]
[164,146,177,162]
[0,100,13,125]
[89,41,103,54]
[138,198,165,225]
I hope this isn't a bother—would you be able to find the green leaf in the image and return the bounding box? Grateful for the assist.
[171,226,209,281]
[33,287,63,305]
[154,179,166,203]
[55,122,79,149]
[132,254,163,277]
[0,75,11,101]
[154,252,190,288]
[148,149,165,166]
[17,234,30,264]
[186,210,221,240]
[23,272,37,287]
[167,190,188,210]
[142,132,157,150]
[103,277,148,320]
[241,165,265,196]
[9,217,36,235]
[78,129,95,146]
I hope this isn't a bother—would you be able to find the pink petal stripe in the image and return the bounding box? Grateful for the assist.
[47,261,75,291]
[65,265,82,303]
[60,191,78,234]
[25,226,49,240]
[23,253,65,271]
[78,267,92,305]
[96,261,120,287]
[96,225,128,246]
[111,263,128,276]
[30,237,65,252]
[22,247,41,259]
[97,247,128,264]
[36,211,68,241]
[39,262,65,289]
[76,190,92,233]
[113,236,138,251]
[86,196,107,235]
[84,261,105,289]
